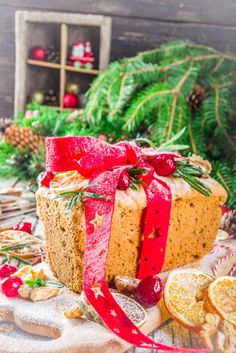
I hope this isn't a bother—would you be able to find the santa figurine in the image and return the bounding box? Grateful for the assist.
[69,41,95,69]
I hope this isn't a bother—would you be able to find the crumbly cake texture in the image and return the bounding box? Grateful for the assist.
[36,176,227,293]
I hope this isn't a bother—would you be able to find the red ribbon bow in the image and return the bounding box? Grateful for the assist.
[46,136,209,352]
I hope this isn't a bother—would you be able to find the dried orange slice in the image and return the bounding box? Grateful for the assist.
[164,269,213,332]
[0,230,42,259]
[206,276,236,326]
[50,171,87,194]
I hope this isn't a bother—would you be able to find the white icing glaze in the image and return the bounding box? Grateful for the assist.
[37,172,226,212]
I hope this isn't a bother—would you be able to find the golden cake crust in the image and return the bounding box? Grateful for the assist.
[36,176,227,292]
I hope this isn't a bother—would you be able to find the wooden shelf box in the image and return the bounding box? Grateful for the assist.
[14,11,112,114]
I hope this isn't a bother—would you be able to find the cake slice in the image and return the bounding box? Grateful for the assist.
[36,171,226,292]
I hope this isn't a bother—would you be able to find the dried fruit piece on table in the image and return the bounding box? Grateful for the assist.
[163,269,213,332]
[64,306,83,319]
[14,265,47,282]
[220,209,236,237]
[67,291,146,328]
[199,313,220,350]
[0,230,42,260]
[199,314,236,353]
[18,284,60,302]
[114,275,139,295]
[216,320,236,353]
[205,276,236,326]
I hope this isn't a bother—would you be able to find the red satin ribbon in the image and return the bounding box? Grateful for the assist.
[46,136,209,352]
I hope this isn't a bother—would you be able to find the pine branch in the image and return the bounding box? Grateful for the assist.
[83,40,236,206]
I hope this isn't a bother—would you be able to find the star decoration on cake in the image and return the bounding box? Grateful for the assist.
[110,309,118,317]
[113,328,120,334]
[90,212,105,230]
[148,228,161,239]
[91,283,104,299]
[132,329,138,335]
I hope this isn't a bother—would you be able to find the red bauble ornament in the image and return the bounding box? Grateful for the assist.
[63,93,79,108]
[30,46,46,61]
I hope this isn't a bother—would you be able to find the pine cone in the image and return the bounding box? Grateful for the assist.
[0,117,12,136]
[4,125,45,152]
[220,209,236,237]
[188,84,206,112]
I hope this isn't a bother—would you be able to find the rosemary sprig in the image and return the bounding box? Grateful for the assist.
[174,161,212,197]
[134,137,156,149]
[135,128,189,152]
[52,184,104,214]
[25,277,64,289]
[156,127,189,152]
[9,255,31,265]
[128,167,150,176]
[127,166,150,190]
[0,243,32,266]
[0,243,32,252]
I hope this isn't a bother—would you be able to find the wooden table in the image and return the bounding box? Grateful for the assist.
[0,180,230,353]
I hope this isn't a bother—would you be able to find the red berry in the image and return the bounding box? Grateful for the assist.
[150,154,176,176]
[117,170,131,190]
[221,205,231,215]
[76,153,105,177]
[0,264,18,279]
[1,276,23,298]
[13,221,32,234]
[134,275,163,308]
[40,171,54,188]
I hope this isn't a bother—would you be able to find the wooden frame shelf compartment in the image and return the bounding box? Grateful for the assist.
[27,59,61,70]
[15,11,112,114]
[65,65,99,75]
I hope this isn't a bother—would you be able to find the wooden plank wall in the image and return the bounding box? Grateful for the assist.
[0,0,236,117]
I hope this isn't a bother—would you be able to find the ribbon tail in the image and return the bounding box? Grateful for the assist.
[83,170,209,352]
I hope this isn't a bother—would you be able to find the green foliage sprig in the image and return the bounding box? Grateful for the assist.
[53,184,104,214]
[83,40,236,207]
[0,243,32,265]
[174,161,212,197]
[25,277,64,289]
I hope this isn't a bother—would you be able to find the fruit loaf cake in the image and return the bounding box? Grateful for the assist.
[36,135,227,293]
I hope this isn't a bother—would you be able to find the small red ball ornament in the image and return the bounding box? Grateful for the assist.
[63,93,79,108]
[30,46,46,61]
